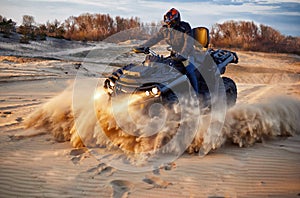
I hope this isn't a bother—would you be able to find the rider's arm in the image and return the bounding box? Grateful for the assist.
[180,22,194,58]
[141,26,166,48]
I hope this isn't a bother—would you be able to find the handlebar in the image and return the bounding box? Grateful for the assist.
[133,47,189,67]
[132,47,157,56]
[232,52,239,64]
[133,46,186,62]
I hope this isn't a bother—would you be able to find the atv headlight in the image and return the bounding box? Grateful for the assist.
[104,79,115,94]
[109,80,115,88]
[145,90,150,96]
[152,87,159,95]
[105,78,115,89]
[143,86,160,97]
[150,86,160,97]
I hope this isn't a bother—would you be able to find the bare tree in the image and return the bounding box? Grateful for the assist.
[18,15,36,43]
[0,15,16,38]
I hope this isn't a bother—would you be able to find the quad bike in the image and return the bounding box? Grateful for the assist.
[103,27,238,111]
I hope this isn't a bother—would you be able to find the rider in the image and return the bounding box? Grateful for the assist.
[134,8,200,95]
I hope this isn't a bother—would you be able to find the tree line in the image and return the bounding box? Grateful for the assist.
[0,14,299,54]
[0,14,154,43]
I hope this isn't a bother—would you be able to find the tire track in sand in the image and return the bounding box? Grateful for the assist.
[237,84,275,103]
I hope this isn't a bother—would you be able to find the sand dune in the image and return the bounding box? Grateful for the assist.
[0,37,299,197]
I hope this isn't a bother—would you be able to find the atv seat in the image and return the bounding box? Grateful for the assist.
[192,27,210,49]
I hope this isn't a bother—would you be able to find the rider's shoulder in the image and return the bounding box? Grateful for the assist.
[178,21,192,32]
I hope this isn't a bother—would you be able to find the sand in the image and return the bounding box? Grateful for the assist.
[0,36,300,197]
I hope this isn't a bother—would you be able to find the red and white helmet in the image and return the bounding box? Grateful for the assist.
[164,8,181,28]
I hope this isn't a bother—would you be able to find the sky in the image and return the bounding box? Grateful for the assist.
[1,0,300,36]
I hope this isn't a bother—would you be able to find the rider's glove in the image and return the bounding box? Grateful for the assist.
[133,46,150,54]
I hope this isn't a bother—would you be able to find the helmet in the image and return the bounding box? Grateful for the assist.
[164,8,181,28]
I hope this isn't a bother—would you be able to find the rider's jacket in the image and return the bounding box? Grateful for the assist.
[142,21,194,58]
